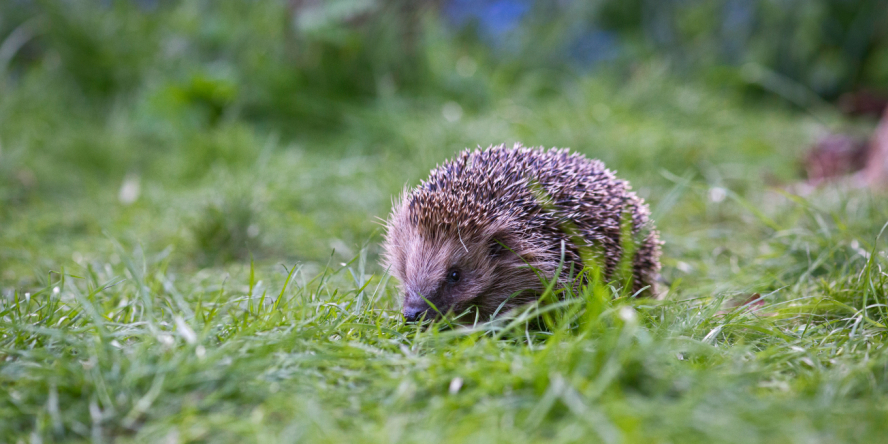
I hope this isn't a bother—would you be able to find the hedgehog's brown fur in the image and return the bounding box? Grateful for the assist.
[383,144,662,321]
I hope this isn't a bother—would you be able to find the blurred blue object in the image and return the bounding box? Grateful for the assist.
[445,0,622,66]
[444,0,532,40]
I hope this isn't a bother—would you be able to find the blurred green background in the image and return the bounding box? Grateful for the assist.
[2,0,885,285]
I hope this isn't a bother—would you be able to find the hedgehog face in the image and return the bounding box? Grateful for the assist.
[384,219,545,323]
[396,230,499,322]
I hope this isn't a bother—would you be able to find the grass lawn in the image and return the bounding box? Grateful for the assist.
[1,17,887,441]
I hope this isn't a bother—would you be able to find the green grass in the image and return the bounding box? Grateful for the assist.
[2,3,888,442]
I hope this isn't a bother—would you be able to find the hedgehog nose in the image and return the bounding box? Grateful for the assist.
[403,305,428,323]
[403,288,431,322]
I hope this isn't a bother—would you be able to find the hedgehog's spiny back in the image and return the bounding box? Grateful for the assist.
[407,146,610,228]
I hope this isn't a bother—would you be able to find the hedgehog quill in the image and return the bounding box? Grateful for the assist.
[383,144,662,322]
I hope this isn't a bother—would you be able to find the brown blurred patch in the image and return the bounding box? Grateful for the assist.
[837,90,888,118]
[801,105,888,191]
[804,134,869,185]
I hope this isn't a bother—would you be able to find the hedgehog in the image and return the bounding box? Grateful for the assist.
[383,144,662,322]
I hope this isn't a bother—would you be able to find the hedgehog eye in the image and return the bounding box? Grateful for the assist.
[445,269,461,284]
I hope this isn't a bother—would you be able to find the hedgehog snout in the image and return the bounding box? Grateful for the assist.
[403,303,428,322]
[403,288,436,322]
